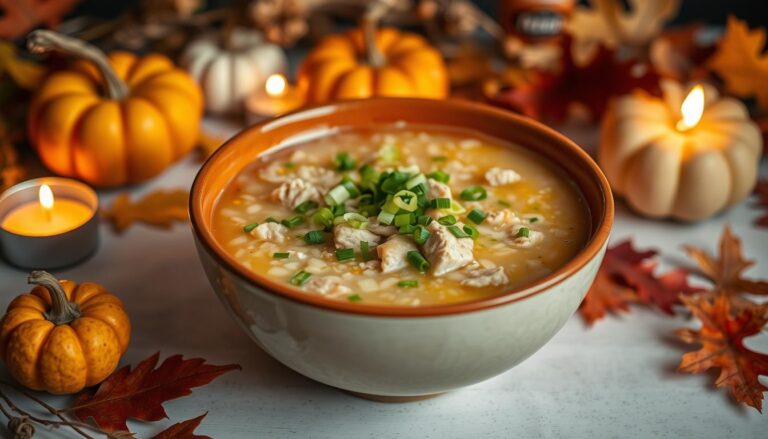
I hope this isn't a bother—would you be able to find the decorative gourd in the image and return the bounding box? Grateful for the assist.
[0,271,131,394]
[599,81,763,221]
[27,30,203,187]
[182,27,287,114]
[298,14,448,105]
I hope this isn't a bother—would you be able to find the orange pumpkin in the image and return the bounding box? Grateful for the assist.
[27,30,203,187]
[298,21,448,105]
[0,271,131,394]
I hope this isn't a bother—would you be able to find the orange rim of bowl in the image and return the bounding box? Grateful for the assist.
[190,98,614,317]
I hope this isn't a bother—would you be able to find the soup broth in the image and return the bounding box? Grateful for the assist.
[212,125,589,306]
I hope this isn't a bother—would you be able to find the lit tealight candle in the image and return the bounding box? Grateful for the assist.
[0,178,99,269]
[245,74,304,124]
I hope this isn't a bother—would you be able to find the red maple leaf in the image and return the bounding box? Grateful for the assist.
[69,353,241,432]
[151,413,211,439]
[580,240,700,325]
[677,294,768,412]
[489,37,662,122]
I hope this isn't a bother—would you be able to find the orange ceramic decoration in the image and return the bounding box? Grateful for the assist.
[0,271,131,394]
[298,19,448,104]
[27,30,203,187]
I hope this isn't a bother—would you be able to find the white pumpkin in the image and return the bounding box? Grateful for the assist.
[599,80,763,221]
[182,27,287,114]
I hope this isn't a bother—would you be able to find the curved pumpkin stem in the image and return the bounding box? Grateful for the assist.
[27,30,129,100]
[28,271,82,325]
[362,2,388,68]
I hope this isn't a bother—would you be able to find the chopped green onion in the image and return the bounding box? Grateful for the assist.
[360,241,373,261]
[273,252,290,259]
[313,208,334,228]
[467,208,487,224]
[416,215,433,226]
[335,248,355,261]
[381,172,409,194]
[398,224,416,234]
[515,227,530,238]
[394,213,412,227]
[445,200,466,215]
[334,152,356,171]
[427,169,450,183]
[294,200,318,214]
[377,143,399,164]
[463,224,479,240]
[265,217,279,223]
[437,215,456,226]
[331,204,346,217]
[282,215,305,229]
[431,156,447,162]
[413,225,430,245]
[407,250,430,273]
[447,225,470,238]
[405,174,427,190]
[498,200,511,207]
[303,230,326,245]
[529,217,539,223]
[340,177,359,197]
[289,271,312,286]
[377,210,395,225]
[398,280,419,288]
[411,182,428,195]
[243,223,259,233]
[393,190,418,212]
[282,162,295,169]
[347,294,363,302]
[460,186,487,201]
[343,212,369,229]
[432,197,451,209]
[381,196,400,214]
[325,185,350,206]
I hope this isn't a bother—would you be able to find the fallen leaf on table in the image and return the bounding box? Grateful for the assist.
[489,39,662,123]
[102,189,189,233]
[676,294,768,412]
[754,180,768,228]
[579,240,699,325]
[707,16,768,111]
[649,24,714,81]
[566,0,680,56]
[0,41,45,90]
[70,353,241,432]
[150,413,211,439]
[683,225,768,305]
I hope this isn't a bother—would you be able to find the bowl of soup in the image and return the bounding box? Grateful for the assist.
[191,98,613,399]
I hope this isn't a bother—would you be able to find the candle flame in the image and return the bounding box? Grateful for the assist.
[39,184,54,210]
[265,74,287,97]
[676,85,704,131]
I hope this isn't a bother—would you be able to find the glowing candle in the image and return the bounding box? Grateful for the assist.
[676,84,704,132]
[1,184,92,236]
[245,74,303,123]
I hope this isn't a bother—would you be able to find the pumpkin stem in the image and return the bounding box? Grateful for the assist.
[26,30,129,100]
[362,2,388,68]
[28,271,81,325]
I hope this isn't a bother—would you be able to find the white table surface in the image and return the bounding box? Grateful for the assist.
[1,119,766,438]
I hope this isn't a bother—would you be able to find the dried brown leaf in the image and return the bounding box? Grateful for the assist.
[102,189,189,233]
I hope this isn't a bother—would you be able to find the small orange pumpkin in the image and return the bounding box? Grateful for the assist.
[298,16,448,105]
[0,271,131,394]
[27,30,203,187]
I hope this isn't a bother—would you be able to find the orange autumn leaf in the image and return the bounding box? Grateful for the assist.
[676,294,768,412]
[708,16,768,111]
[579,240,699,325]
[683,225,768,298]
[103,189,189,233]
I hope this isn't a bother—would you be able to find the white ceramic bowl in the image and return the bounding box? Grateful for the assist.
[191,99,614,399]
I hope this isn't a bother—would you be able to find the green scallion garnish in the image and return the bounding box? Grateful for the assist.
[377,210,395,225]
[325,184,351,206]
[265,217,279,223]
[334,152,356,171]
[343,212,368,229]
[398,280,419,288]
[431,156,447,162]
[467,208,487,224]
[405,174,427,190]
[273,252,290,259]
[407,250,430,273]
[432,197,451,209]
[498,200,511,207]
[282,215,305,229]
[294,200,318,214]
[289,271,312,286]
[394,213,413,227]
[303,230,326,245]
[393,190,418,212]
[437,215,456,226]
[427,169,450,183]
[529,217,539,223]
[515,227,530,238]
[463,224,479,240]
[447,225,470,238]
[243,223,259,233]
[398,224,416,234]
[413,225,430,245]
[347,294,363,302]
[313,208,334,228]
[360,241,373,261]
[416,215,433,226]
[460,186,487,201]
[282,162,295,169]
[335,248,355,261]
